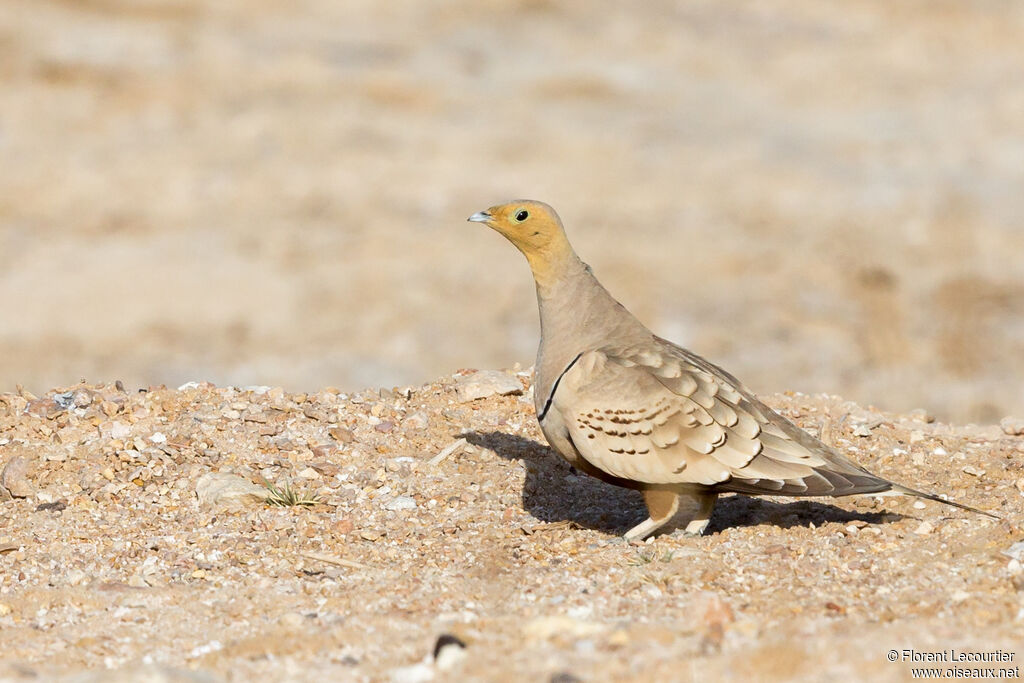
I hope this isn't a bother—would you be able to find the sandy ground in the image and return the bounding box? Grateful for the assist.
[2,1,1024,423]
[0,372,1021,682]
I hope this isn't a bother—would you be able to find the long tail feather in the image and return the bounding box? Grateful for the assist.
[891,484,1001,520]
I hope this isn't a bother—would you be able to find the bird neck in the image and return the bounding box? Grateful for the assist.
[531,250,651,411]
[524,242,581,296]
[521,233,578,294]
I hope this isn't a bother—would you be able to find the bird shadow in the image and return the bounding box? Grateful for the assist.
[466,431,896,538]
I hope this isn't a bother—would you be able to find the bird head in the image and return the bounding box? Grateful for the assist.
[467,200,568,258]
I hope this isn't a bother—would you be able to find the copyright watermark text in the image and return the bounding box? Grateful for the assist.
[887,650,1019,679]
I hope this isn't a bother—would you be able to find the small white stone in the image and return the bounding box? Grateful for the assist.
[523,615,607,640]
[567,605,593,619]
[66,569,88,586]
[454,370,523,402]
[109,421,131,439]
[279,612,305,628]
[1002,541,1024,562]
[914,521,934,535]
[404,411,429,430]
[435,647,465,671]
[390,663,434,683]
[149,432,167,444]
[385,496,417,511]
[1000,416,1024,436]
[195,473,267,508]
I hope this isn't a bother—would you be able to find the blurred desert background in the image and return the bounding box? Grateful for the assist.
[1,0,1022,424]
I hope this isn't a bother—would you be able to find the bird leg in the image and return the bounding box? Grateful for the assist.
[623,489,679,542]
[679,491,718,536]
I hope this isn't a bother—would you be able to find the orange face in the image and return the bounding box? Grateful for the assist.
[467,200,566,256]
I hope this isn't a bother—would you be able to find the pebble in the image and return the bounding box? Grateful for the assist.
[404,411,430,430]
[454,370,523,402]
[72,388,94,407]
[279,612,305,628]
[428,439,466,466]
[385,457,415,473]
[329,427,355,443]
[1002,542,1024,562]
[962,465,985,476]
[194,473,267,508]
[522,616,606,640]
[310,444,338,459]
[107,421,132,439]
[550,674,582,683]
[908,408,935,423]
[432,634,467,671]
[25,397,62,419]
[914,521,934,535]
[297,467,320,480]
[1,455,34,498]
[66,569,88,586]
[385,496,417,511]
[389,663,434,683]
[44,448,68,462]
[1001,417,1024,436]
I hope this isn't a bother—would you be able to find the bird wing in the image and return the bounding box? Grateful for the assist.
[550,339,892,496]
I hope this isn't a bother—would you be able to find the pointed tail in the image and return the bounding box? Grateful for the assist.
[890,484,1001,520]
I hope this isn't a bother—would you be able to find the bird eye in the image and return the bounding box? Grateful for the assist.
[514,210,529,222]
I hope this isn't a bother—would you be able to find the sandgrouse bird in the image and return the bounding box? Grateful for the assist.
[468,200,997,542]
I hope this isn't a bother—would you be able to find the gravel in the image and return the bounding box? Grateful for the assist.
[0,374,1021,681]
